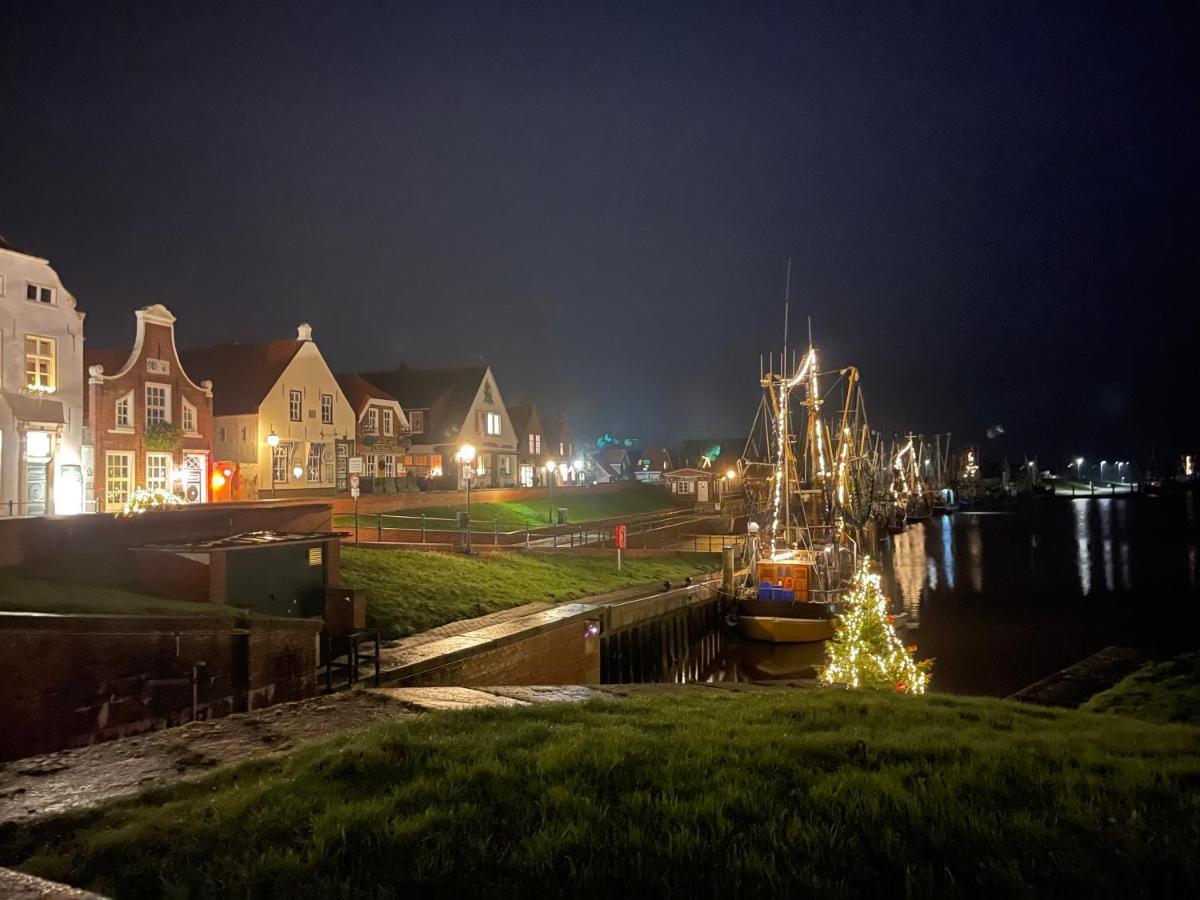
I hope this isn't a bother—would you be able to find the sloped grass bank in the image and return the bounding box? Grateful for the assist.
[1083,652,1200,725]
[341,547,714,639]
[3,690,1198,897]
[0,567,246,620]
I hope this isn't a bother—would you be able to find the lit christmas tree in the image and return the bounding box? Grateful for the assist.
[821,558,932,693]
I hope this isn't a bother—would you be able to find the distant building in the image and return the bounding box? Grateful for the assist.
[589,446,633,483]
[358,365,518,488]
[545,411,578,476]
[633,447,673,483]
[334,373,409,489]
[180,324,355,499]
[507,402,545,487]
[85,305,215,512]
[0,237,86,515]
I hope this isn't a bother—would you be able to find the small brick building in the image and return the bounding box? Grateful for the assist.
[85,304,214,512]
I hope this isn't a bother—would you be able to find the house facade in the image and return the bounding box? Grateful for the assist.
[85,305,215,512]
[359,365,518,489]
[181,324,355,499]
[634,447,673,483]
[508,402,545,487]
[0,237,87,516]
[335,373,410,489]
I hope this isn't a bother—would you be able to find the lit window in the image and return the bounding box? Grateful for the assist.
[181,399,196,434]
[273,443,291,482]
[25,283,55,305]
[560,442,566,456]
[24,335,56,391]
[105,452,132,506]
[382,455,395,477]
[382,409,393,436]
[366,408,378,433]
[409,410,425,433]
[321,393,333,424]
[115,392,133,429]
[365,453,376,475]
[289,390,302,422]
[486,412,501,435]
[146,452,171,491]
[145,384,170,426]
[307,443,323,481]
[499,455,513,475]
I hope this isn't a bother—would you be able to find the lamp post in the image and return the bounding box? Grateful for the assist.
[1099,460,1107,483]
[266,429,280,498]
[545,459,558,523]
[456,444,476,552]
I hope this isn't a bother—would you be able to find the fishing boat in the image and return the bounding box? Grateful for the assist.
[731,294,877,644]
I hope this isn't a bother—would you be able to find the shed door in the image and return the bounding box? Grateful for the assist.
[697,480,709,502]
[227,545,326,618]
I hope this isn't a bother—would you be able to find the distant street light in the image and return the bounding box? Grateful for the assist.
[545,459,558,523]
[1100,460,1107,482]
[456,444,476,552]
[266,429,280,498]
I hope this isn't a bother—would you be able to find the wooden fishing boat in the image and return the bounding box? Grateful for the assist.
[736,555,837,644]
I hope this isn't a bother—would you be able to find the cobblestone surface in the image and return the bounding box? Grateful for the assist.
[0,866,106,898]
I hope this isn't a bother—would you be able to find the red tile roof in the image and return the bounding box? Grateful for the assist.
[179,339,305,416]
[335,373,399,417]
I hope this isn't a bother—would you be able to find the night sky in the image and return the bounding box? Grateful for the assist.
[3,2,1195,466]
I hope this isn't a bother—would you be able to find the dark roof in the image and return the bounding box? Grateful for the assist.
[84,347,134,377]
[677,438,744,471]
[358,366,487,444]
[0,235,35,256]
[635,448,673,471]
[335,373,399,417]
[507,402,537,438]
[543,410,571,443]
[180,339,305,416]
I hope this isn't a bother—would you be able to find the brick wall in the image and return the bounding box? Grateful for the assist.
[0,615,321,761]
[0,501,333,571]
[389,620,599,687]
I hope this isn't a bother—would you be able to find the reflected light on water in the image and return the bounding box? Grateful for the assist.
[891,523,927,621]
[966,515,983,593]
[941,514,955,590]
[1074,499,1092,596]
[1099,498,1115,592]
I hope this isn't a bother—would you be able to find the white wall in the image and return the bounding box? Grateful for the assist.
[0,248,86,514]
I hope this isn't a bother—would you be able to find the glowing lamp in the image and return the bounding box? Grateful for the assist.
[266,430,280,449]
[456,444,476,464]
[725,469,737,480]
[211,471,227,489]
[546,459,558,473]
[292,465,303,480]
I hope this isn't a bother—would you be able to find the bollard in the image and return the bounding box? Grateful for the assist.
[377,514,382,542]
[421,513,426,543]
[722,545,735,594]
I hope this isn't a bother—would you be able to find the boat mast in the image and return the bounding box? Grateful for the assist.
[781,258,791,551]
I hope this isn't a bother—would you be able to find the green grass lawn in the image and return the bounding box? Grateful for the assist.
[4,689,1198,897]
[334,483,676,529]
[0,567,247,620]
[341,547,714,639]
[1082,652,1200,725]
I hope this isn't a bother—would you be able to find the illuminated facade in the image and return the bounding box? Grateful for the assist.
[85,305,214,512]
[0,238,86,516]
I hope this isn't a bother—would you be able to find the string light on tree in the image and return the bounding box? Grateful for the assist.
[821,558,932,694]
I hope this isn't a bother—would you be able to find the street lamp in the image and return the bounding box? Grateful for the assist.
[456,444,476,551]
[1075,457,1084,481]
[1099,460,1107,483]
[545,459,558,522]
[266,429,280,498]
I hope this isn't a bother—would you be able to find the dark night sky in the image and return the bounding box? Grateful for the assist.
[2,1,1196,466]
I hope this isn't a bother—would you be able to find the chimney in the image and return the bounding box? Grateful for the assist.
[297,323,313,341]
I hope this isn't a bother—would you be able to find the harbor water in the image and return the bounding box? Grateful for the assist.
[608,493,1200,696]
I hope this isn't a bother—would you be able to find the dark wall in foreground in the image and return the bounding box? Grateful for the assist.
[0,615,321,761]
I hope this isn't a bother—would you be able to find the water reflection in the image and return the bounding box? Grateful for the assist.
[891,523,927,623]
[1099,498,1115,592]
[941,514,955,590]
[966,514,983,593]
[1074,499,1092,595]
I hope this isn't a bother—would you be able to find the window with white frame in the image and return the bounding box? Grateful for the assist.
[528,433,541,454]
[146,452,171,491]
[485,411,501,435]
[24,336,55,391]
[499,455,513,476]
[289,390,302,422]
[114,391,133,430]
[560,442,566,455]
[409,410,425,433]
[307,443,323,482]
[366,408,377,433]
[365,453,376,476]
[321,393,333,424]
[105,451,133,506]
[382,455,394,477]
[145,383,170,426]
[181,398,197,434]
[382,409,393,436]
[273,442,291,482]
[26,282,56,305]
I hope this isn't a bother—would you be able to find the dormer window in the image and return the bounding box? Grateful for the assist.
[366,408,378,433]
[26,283,56,305]
[382,409,393,436]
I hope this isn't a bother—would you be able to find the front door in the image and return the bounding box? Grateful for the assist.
[183,453,208,503]
[697,479,709,503]
[25,461,48,515]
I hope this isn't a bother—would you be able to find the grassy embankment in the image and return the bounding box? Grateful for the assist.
[3,687,1198,897]
[334,482,676,529]
[341,546,714,639]
[1082,651,1200,725]
[0,567,246,620]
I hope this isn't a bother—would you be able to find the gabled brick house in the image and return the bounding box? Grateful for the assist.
[335,373,410,488]
[507,402,545,487]
[85,304,214,512]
